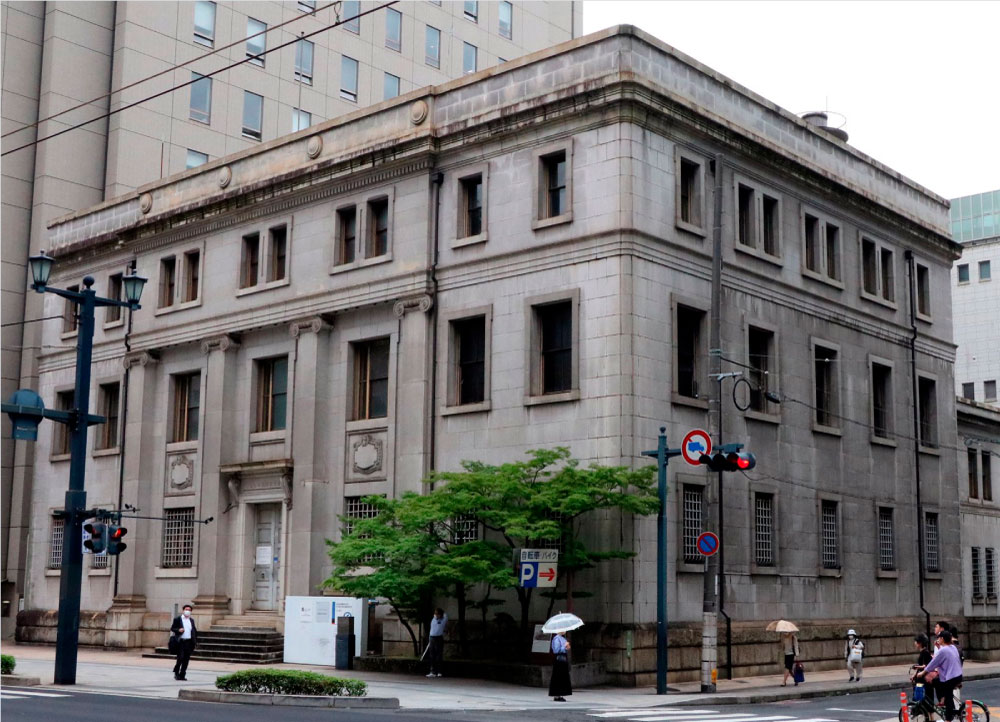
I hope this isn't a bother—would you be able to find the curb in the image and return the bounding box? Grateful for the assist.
[675,669,1000,706]
[1,674,42,686]
[178,689,400,709]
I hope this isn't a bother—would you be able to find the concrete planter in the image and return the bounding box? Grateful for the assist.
[0,674,41,686]
[178,689,399,709]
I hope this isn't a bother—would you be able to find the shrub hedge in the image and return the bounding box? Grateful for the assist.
[1,654,15,675]
[215,669,367,697]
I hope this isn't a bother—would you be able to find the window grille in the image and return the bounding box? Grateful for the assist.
[878,507,895,571]
[92,551,110,569]
[534,510,564,552]
[821,500,839,569]
[924,513,940,572]
[48,518,64,569]
[682,486,703,563]
[754,493,774,566]
[972,546,983,598]
[161,508,195,568]
[344,496,382,562]
[453,515,479,545]
[987,548,997,599]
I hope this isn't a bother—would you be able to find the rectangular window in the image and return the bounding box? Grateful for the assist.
[984,450,993,502]
[385,8,402,51]
[499,0,512,38]
[425,25,440,68]
[464,1,478,21]
[106,273,123,324]
[738,184,755,248]
[161,508,195,568]
[454,316,486,405]
[917,263,931,316]
[384,73,400,100]
[299,0,316,11]
[246,18,267,66]
[958,263,970,283]
[159,257,176,308]
[96,382,120,450]
[53,391,73,455]
[461,174,483,238]
[541,150,567,219]
[814,344,838,427]
[980,260,992,281]
[762,194,779,256]
[821,500,839,569]
[676,305,704,399]
[353,338,390,420]
[825,223,841,281]
[962,382,976,401]
[862,238,877,295]
[682,485,703,563]
[463,42,477,74]
[183,250,200,303]
[538,301,572,394]
[754,493,774,567]
[292,108,311,132]
[679,158,701,227]
[878,507,895,571]
[367,197,389,257]
[242,90,263,141]
[918,376,937,448]
[172,372,201,442]
[62,284,79,334]
[240,232,260,288]
[190,73,211,123]
[747,326,774,413]
[49,516,64,569]
[344,496,381,539]
[871,362,893,439]
[986,380,997,402]
[924,512,940,573]
[336,207,357,265]
[256,356,288,432]
[804,214,820,273]
[340,55,359,102]
[342,0,360,33]
[452,515,479,545]
[193,0,215,46]
[972,546,984,598]
[186,149,208,169]
[987,548,998,598]
[969,448,980,498]
[92,549,109,570]
[295,39,314,85]
[880,247,895,301]
[267,225,287,282]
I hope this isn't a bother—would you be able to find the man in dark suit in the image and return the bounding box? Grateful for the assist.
[170,604,197,680]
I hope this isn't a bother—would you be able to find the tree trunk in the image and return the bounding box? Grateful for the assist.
[516,586,533,656]
[392,602,421,657]
[456,581,469,657]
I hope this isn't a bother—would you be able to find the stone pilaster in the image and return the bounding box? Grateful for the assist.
[392,295,434,494]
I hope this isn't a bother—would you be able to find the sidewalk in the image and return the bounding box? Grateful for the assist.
[3,643,1000,710]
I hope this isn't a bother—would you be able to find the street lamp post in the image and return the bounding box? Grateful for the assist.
[26,252,146,684]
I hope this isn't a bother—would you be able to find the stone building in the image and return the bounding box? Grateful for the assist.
[14,26,969,683]
[1,0,581,637]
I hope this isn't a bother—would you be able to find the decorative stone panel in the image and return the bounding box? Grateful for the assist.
[346,430,388,482]
[164,450,197,497]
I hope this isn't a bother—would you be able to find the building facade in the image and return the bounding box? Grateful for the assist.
[13,26,968,682]
[0,0,581,637]
[951,189,1000,407]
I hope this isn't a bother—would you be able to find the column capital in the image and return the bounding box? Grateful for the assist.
[392,294,434,318]
[201,333,241,355]
[122,350,159,370]
[289,316,330,338]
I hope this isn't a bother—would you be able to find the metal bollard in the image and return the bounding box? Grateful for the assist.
[900,691,910,722]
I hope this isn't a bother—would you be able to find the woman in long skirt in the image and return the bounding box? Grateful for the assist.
[549,631,572,702]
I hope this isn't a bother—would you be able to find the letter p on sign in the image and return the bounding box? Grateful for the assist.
[520,562,537,587]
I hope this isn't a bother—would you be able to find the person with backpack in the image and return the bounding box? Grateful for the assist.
[845,629,865,682]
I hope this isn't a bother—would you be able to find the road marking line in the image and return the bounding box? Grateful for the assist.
[588,713,721,718]
[624,717,795,722]
[826,709,897,713]
[0,689,70,697]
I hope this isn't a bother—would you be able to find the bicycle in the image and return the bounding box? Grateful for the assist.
[899,679,990,722]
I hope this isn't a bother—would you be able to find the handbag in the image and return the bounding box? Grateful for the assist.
[168,632,181,654]
[792,662,805,684]
[912,683,925,702]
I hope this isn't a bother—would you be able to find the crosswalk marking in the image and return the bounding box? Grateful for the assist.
[589,712,721,718]
[586,711,836,722]
[0,689,70,698]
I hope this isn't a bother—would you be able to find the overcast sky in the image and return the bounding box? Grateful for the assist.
[583,1,999,200]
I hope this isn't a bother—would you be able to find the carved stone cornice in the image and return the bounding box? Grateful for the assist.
[392,294,434,318]
[202,334,241,355]
[289,316,330,338]
[122,350,159,370]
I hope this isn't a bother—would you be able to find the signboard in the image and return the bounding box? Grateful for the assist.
[255,546,273,565]
[531,624,552,654]
[283,596,368,665]
[519,548,559,588]
[681,429,712,466]
[696,531,720,557]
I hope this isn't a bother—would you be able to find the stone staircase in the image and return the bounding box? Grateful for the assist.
[144,613,284,664]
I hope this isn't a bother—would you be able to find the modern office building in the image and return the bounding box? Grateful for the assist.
[951,189,1000,407]
[12,25,970,682]
[0,0,581,638]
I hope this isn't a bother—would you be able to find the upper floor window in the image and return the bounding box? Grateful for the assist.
[463,42,477,74]
[499,1,512,38]
[341,55,359,102]
[246,18,267,66]
[871,361,893,440]
[267,226,287,283]
[425,25,441,68]
[256,356,288,432]
[159,257,177,308]
[803,212,841,284]
[183,250,200,303]
[240,223,290,289]
[675,304,705,400]
[193,1,215,47]
[676,154,704,234]
[916,262,931,318]
[464,1,478,22]
[924,512,940,573]
[62,284,79,334]
[969,447,980,499]
[747,326,775,414]
[451,315,487,406]
[821,500,839,569]
[292,108,311,133]
[96,382,120,451]
[957,263,970,284]
[242,91,263,141]
[336,206,357,266]
[460,173,484,239]
[962,382,975,401]
[52,391,73,456]
[384,72,400,100]
[172,372,201,443]
[813,343,839,430]
[878,507,895,571]
[367,197,389,257]
[538,149,568,221]
[536,301,572,395]
[980,259,992,281]
[386,8,402,51]
[353,338,390,420]
[295,40,314,85]
[736,181,781,259]
[186,149,209,169]
[241,232,260,289]
[106,273,123,324]
[983,449,993,501]
[189,73,212,124]
[342,0,360,33]
[986,380,998,403]
[861,237,895,304]
[917,375,938,448]
[299,0,316,12]
[754,492,775,567]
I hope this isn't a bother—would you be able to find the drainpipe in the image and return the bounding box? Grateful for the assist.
[905,250,931,639]
[428,170,444,482]
[113,263,135,599]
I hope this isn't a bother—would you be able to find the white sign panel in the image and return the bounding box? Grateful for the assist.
[255,546,273,565]
[283,596,367,666]
[531,624,551,654]
[520,548,559,563]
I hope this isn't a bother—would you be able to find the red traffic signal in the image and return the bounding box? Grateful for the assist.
[698,451,756,472]
[83,521,107,554]
[107,525,128,556]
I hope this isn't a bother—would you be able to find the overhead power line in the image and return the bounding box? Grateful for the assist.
[1,2,397,158]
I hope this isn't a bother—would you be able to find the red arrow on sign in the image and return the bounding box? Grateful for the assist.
[539,568,556,582]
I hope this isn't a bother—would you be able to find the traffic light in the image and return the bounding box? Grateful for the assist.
[83,521,108,554]
[107,525,128,555]
[698,451,756,472]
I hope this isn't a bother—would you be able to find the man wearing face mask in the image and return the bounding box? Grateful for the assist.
[170,604,198,681]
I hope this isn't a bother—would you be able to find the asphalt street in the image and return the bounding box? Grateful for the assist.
[2,678,999,722]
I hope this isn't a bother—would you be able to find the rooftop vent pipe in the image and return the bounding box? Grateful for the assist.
[800,111,849,142]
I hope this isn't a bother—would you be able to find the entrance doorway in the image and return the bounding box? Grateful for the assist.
[252,503,282,610]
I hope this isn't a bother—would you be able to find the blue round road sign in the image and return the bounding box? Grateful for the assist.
[696,532,719,556]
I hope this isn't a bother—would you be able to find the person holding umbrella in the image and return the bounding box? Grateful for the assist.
[543,613,582,702]
[766,620,800,686]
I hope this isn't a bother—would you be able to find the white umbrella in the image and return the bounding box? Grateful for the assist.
[542,613,584,634]
[766,620,799,633]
